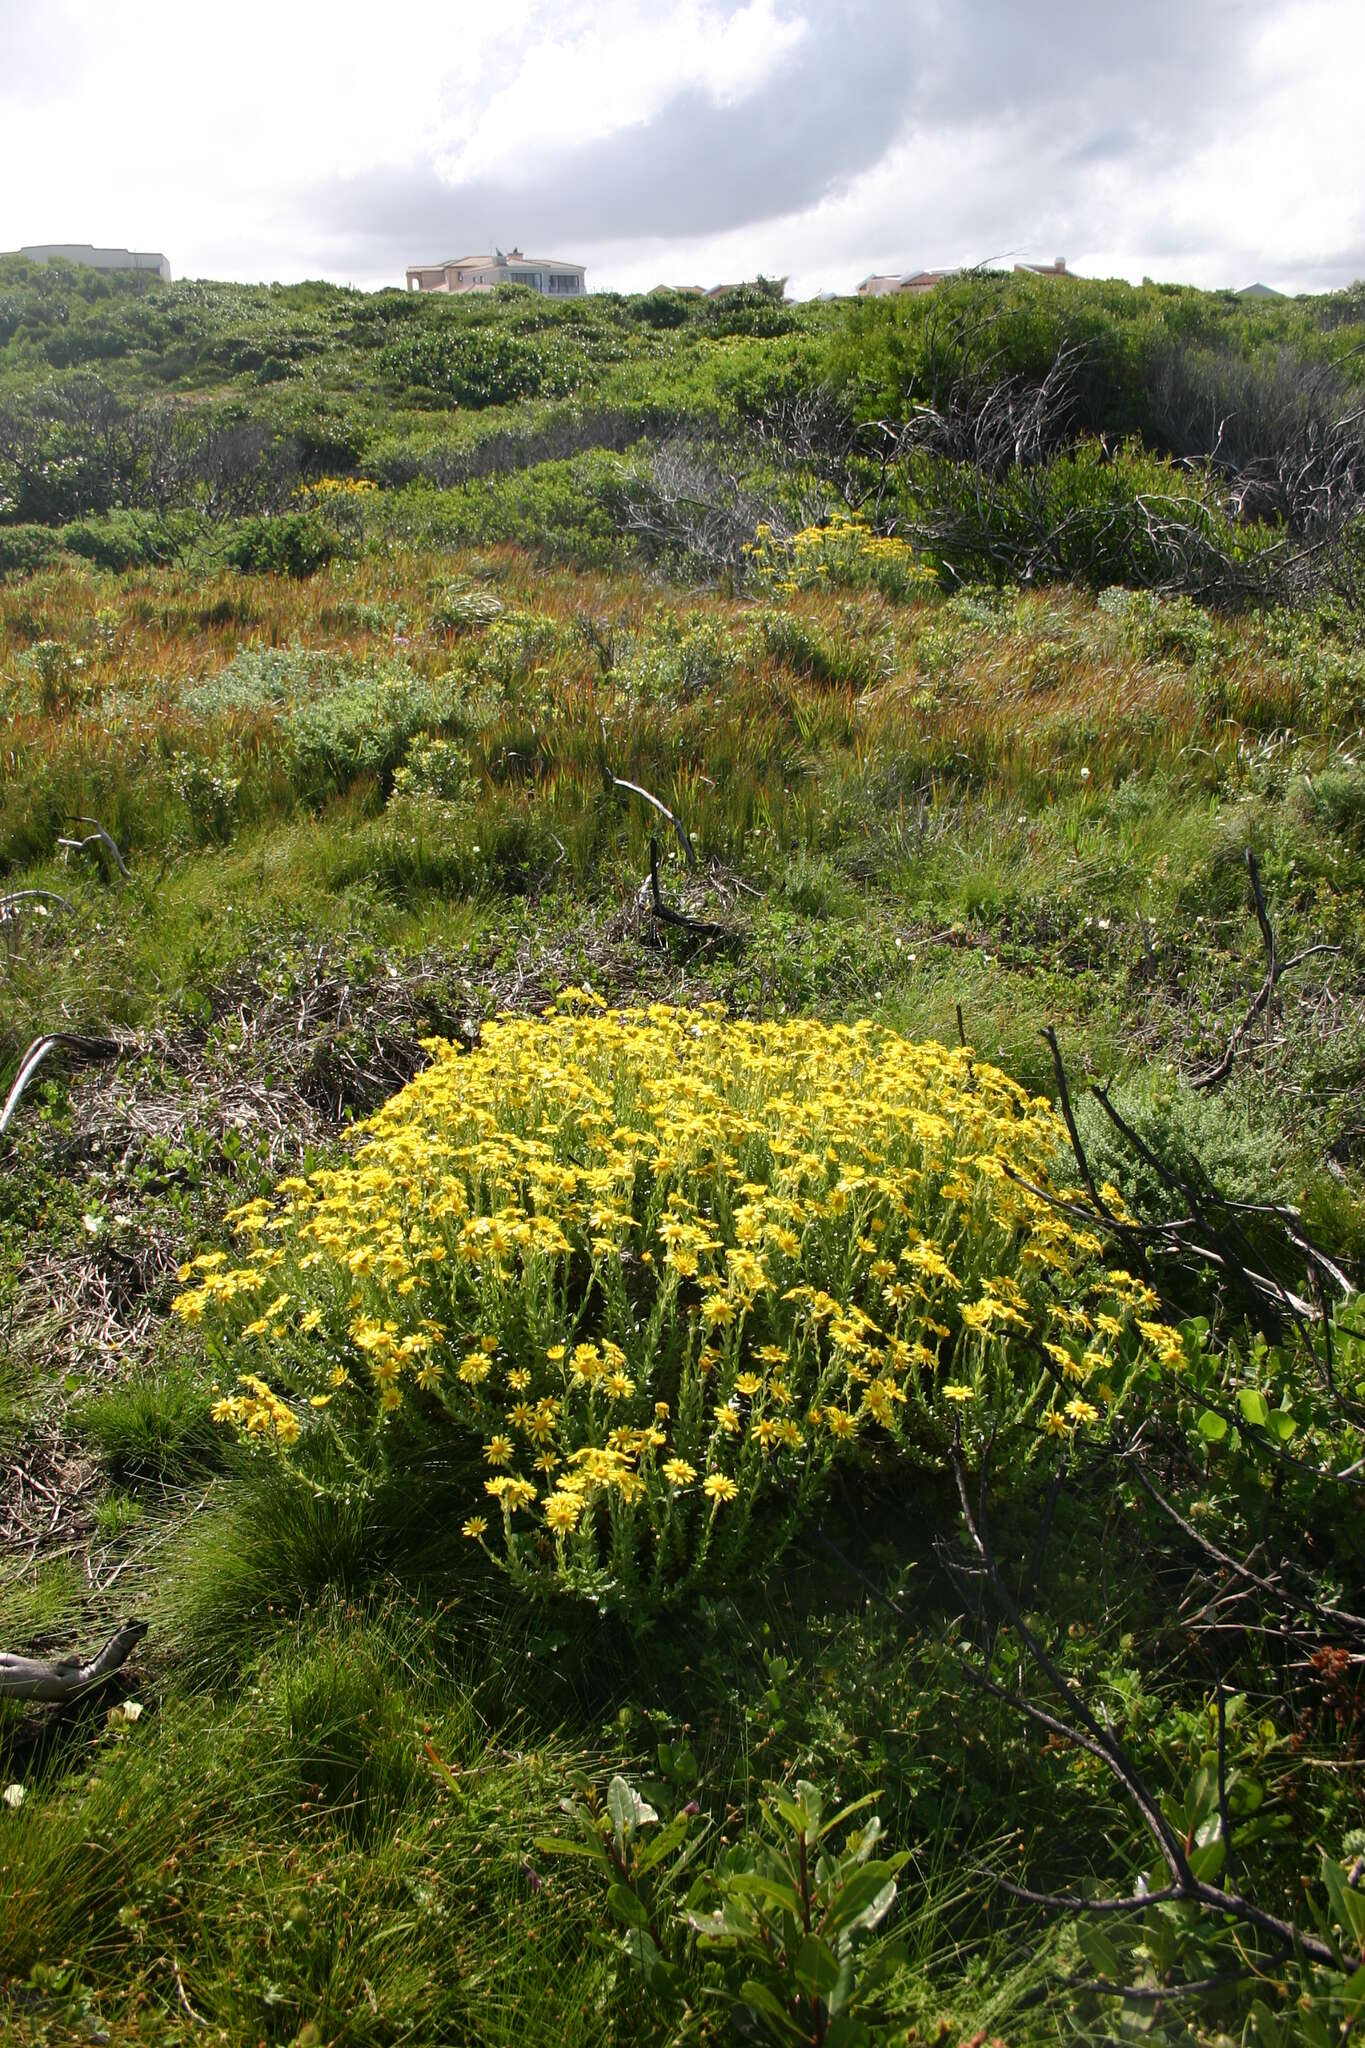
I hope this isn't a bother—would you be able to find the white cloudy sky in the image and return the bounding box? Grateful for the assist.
[1,0,1361,297]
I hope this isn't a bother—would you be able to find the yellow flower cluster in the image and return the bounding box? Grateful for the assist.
[210,1373,301,1445]
[178,998,1179,1606]
[297,476,378,499]
[746,513,936,600]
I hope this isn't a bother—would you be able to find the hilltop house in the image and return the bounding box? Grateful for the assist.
[18,243,171,281]
[858,257,1070,297]
[405,247,585,296]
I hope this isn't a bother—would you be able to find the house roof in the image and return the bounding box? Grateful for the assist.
[431,252,584,271]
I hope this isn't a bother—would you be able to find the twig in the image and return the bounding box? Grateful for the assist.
[57,816,130,881]
[646,836,725,939]
[611,777,696,867]
[1193,850,1338,1090]
[1,889,75,918]
[169,1955,206,2028]
[0,1032,126,1139]
[944,1441,1341,1968]
[1124,1451,1365,1637]
[1039,1027,1121,1230]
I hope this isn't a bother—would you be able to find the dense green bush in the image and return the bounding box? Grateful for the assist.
[378,326,586,408]
[0,522,61,576]
[222,510,338,578]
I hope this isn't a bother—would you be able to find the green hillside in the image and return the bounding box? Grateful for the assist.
[1,261,1363,2047]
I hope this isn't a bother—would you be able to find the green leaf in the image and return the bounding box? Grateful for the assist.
[608,1776,657,1846]
[1322,1854,1365,1946]
[1196,1409,1228,1441]
[823,1862,899,1936]
[1247,1997,1282,2048]
[1237,1388,1269,1426]
[607,1881,650,1931]
[725,1869,806,1921]
[737,1978,806,2045]
[795,1779,825,1841]
[1343,1964,1365,2018]
[1266,1409,1298,1442]
[1077,1923,1121,1978]
[793,1933,841,2002]
[814,1792,878,1843]
[824,2016,871,2048]
[635,1809,696,1874]
[534,1834,607,1863]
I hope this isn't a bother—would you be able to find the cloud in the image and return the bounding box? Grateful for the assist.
[0,0,1361,295]
[317,0,916,268]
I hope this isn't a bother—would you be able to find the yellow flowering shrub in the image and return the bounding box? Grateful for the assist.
[177,998,1178,1609]
[746,513,937,601]
[297,476,378,500]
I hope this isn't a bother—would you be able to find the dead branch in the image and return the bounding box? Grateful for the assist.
[1193,850,1340,1090]
[1,889,74,920]
[645,835,726,940]
[57,816,129,881]
[944,1439,1341,1969]
[1040,1027,1123,1231]
[1124,1449,1365,1638]
[0,1033,126,1139]
[611,776,697,867]
[0,1618,147,1701]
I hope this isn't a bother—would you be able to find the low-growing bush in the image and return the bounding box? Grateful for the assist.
[179,998,1180,1616]
[747,512,936,603]
[222,510,338,578]
[0,522,62,577]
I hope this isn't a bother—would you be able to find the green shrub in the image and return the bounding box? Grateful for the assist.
[179,1001,1180,1618]
[0,523,61,577]
[222,511,338,578]
[1073,1072,1289,1223]
[60,509,194,573]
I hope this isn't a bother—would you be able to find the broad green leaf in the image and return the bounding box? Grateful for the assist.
[1247,1997,1282,2048]
[534,1834,608,1863]
[795,1779,825,1841]
[1322,1854,1365,1946]
[824,2016,871,2048]
[1343,1963,1365,2017]
[1197,1409,1228,1441]
[1266,1410,1298,1442]
[793,1933,840,2002]
[1237,1388,1269,1426]
[608,1776,657,1845]
[738,1978,806,2045]
[824,1862,899,1936]
[607,1881,650,1931]
[725,1869,805,1921]
[814,1792,878,1843]
[1076,1922,1121,1978]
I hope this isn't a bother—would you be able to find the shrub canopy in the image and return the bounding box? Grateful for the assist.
[181,999,1182,1609]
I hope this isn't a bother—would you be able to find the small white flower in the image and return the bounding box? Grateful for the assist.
[121,1701,145,1723]
[1080,766,1091,780]
[3,1783,25,1810]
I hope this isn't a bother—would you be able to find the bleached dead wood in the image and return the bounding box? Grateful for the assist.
[0,1619,147,1701]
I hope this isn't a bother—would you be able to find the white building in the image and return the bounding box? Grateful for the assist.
[857,258,1070,297]
[19,243,171,281]
[405,246,586,297]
